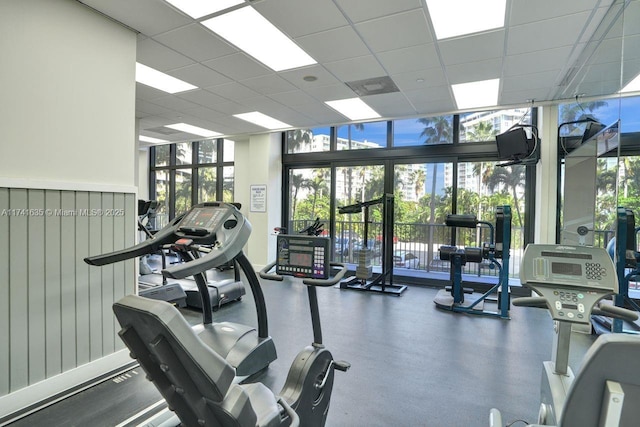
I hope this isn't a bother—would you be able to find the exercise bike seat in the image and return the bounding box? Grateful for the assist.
[560,333,640,427]
[490,333,640,427]
[113,295,296,427]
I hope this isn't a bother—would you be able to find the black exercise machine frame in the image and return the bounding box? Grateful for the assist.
[337,193,407,295]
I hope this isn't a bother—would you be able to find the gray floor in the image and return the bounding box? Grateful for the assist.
[8,275,596,427]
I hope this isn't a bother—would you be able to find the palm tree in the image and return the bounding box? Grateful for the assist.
[559,101,608,135]
[290,173,306,220]
[419,116,452,263]
[287,129,312,153]
[466,121,497,142]
[305,169,329,218]
[481,164,526,226]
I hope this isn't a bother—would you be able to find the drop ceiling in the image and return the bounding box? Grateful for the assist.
[77,0,640,145]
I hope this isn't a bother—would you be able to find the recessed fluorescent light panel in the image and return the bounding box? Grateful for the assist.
[135,63,197,94]
[621,74,640,93]
[165,123,221,137]
[325,98,381,121]
[165,0,245,19]
[451,78,500,110]
[233,112,291,130]
[426,0,506,40]
[201,7,316,71]
[139,135,169,144]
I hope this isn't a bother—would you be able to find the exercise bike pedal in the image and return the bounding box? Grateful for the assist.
[334,360,351,372]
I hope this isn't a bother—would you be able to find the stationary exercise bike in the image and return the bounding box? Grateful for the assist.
[259,233,351,426]
[490,244,640,426]
[111,230,349,427]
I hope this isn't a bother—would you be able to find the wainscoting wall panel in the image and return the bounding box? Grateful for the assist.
[0,187,136,396]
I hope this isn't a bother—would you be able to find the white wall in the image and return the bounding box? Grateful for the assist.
[0,0,136,187]
[234,133,282,268]
[138,147,150,200]
[535,105,559,243]
[0,0,137,418]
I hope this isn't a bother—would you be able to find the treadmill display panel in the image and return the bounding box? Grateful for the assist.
[180,206,226,232]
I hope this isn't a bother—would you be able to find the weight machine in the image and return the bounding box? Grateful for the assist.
[338,194,407,295]
[433,205,511,319]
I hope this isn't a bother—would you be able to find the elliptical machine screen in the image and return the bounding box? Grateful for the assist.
[276,235,330,279]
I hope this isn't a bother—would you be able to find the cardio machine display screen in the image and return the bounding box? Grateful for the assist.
[290,251,313,267]
[180,207,225,231]
[551,262,582,276]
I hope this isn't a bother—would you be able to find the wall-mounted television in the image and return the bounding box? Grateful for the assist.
[495,127,530,161]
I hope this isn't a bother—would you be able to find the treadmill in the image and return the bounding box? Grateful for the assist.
[85,202,277,378]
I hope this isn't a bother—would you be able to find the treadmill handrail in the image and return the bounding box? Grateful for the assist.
[84,217,181,266]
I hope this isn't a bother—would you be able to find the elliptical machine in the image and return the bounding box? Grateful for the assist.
[86,202,276,379]
[490,244,640,426]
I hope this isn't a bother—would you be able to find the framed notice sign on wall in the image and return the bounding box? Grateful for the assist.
[250,184,266,212]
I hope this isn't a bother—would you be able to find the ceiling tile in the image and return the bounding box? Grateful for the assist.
[136,82,172,101]
[334,0,422,23]
[502,70,562,92]
[293,103,347,124]
[355,9,432,53]
[439,30,505,66]
[176,90,232,110]
[80,0,191,36]
[303,83,357,101]
[254,0,348,38]
[391,69,448,91]
[376,44,439,75]
[135,99,174,116]
[445,58,502,84]
[268,90,319,107]
[240,74,299,95]
[363,92,417,117]
[203,53,272,81]
[168,63,231,88]
[507,11,592,55]
[152,24,237,62]
[137,38,195,70]
[503,46,574,76]
[149,94,201,111]
[404,86,454,114]
[324,55,387,82]
[207,82,262,100]
[181,106,227,121]
[500,87,554,106]
[509,0,600,26]
[296,26,371,63]
[279,65,342,89]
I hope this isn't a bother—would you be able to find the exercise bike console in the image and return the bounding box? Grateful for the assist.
[517,244,619,324]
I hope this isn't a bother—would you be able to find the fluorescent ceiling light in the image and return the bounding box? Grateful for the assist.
[165,0,244,19]
[165,123,221,137]
[135,63,197,94]
[451,78,500,110]
[201,7,316,71]
[233,112,291,130]
[426,0,506,40]
[139,135,168,144]
[620,74,640,93]
[325,98,381,121]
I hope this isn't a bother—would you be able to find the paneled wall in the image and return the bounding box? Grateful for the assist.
[0,188,136,396]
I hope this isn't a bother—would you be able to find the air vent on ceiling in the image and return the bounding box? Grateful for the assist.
[558,66,579,87]
[345,76,400,97]
[147,126,182,135]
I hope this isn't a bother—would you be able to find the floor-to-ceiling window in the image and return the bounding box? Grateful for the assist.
[282,108,537,286]
[149,138,234,228]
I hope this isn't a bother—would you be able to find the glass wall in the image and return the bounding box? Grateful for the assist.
[283,109,537,284]
[150,138,234,226]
